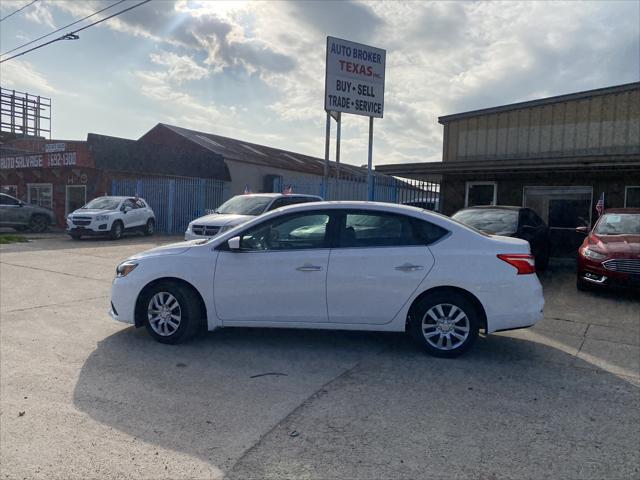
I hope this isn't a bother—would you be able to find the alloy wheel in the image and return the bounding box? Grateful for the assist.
[421,303,470,351]
[147,292,182,336]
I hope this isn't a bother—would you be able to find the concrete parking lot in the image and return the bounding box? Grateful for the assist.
[1,235,638,479]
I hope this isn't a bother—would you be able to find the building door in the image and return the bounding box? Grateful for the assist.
[66,185,86,214]
[523,186,592,257]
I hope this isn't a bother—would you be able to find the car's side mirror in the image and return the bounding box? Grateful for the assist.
[227,236,241,251]
[123,206,132,213]
[575,226,589,235]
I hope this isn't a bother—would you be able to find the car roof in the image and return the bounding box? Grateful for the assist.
[455,205,524,212]
[602,208,640,214]
[234,193,322,199]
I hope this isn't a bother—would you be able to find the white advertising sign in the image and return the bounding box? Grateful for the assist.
[325,36,386,118]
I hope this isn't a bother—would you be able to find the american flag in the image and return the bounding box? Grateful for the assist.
[595,192,605,217]
[283,185,293,195]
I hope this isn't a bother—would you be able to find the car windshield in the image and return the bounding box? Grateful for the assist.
[452,209,519,235]
[594,213,640,235]
[215,196,273,215]
[82,197,121,210]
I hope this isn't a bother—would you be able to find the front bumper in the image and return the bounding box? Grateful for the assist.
[110,276,138,325]
[67,219,109,235]
[578,257,640,288]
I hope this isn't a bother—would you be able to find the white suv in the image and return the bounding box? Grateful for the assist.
[185,193,322,240]
[67,196,156,240]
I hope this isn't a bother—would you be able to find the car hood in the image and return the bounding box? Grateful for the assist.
[71,209,116,215]
[191,213,255,226]
[131,240,205,260]
[590,234,640,256]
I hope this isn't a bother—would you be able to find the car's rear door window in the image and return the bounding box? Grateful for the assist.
[337,211,440,248]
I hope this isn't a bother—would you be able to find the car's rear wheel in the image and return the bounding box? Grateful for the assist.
[140,282,202,344]
[29,214,49,233]
[408,291,480,358]
[143,218,155,236]
[110,220,123,240]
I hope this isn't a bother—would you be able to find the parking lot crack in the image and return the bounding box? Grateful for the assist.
[2,295,109,314]
[0,260,111,283]
[225,345,389,477]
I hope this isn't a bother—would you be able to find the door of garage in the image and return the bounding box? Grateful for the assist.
[523,186,593,257]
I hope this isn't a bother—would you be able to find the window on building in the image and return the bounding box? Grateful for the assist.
[0,185,18,197]
[625,186,640,208]
[27,184,53,209]
[465,182,497,207]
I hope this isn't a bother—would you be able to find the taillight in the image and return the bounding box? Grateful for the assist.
[497,254,536,275]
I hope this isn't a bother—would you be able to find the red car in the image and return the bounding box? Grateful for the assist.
[576,208,640,290]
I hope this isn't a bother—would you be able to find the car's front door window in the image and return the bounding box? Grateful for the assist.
[240,213,330,251]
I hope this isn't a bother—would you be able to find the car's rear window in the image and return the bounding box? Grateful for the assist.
[452,209,519,235]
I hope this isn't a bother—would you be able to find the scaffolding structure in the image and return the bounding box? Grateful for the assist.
[0,87,51,138]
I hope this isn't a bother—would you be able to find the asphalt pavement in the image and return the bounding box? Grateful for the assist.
[1,235,638,479]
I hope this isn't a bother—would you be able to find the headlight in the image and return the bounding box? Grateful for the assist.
[96,214,109,221]
[116,261,138,277]
[582,248,606,260]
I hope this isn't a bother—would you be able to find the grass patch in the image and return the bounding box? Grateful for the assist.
[0,234,28,245]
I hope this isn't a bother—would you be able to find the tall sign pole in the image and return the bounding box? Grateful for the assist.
[324,36,385,201]
[322,111,330,199]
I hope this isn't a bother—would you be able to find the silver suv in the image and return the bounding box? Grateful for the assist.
[185,193,322,240]
[0,193,56,233]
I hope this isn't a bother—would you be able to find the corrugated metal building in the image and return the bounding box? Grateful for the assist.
[377,82,640,254]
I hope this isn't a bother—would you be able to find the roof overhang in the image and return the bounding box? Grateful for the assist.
[376,155,640,178]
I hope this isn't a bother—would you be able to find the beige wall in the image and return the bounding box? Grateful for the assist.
[225,159,323,196]
[443,88,640,162]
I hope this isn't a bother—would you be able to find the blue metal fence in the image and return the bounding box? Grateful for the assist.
[112,177,229,234]
[275,174,441,211]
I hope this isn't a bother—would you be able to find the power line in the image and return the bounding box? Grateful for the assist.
[0,0,39,22]
[1,0,128,57]
[0,0,152,63]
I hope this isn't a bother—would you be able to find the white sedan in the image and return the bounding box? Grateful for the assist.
[110,202,544,357]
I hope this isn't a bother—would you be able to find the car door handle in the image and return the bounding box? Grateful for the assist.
[395,264,425,272]
[296,265,323,272]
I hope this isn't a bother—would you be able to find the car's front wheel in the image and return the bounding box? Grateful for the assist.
[408,291,480,358]
[110,220,124,240]
[29,214,49,233]
[143,218,155,236]
[140,282,202,344]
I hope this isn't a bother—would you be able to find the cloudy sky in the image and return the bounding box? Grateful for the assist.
[1,0,638,166]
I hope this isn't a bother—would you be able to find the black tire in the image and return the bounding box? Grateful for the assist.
[29,214,49,233]
[143,218,155,236]
[408,291,480,358]
[110,220,124,240]
[69,233,82,240]
[139,281,203,344]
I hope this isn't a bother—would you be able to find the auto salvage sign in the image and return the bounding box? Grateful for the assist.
[0,152,77,170]
[325,36,386,118]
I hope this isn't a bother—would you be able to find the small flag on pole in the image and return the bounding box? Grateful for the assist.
[595,192,605,217]
[243,185,252,195]
[283,185,293,195]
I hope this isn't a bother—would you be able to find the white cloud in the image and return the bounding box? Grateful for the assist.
[0,59,63,95]
[148,51,209,83]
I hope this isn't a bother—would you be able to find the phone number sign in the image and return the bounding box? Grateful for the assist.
[324,36,386,118]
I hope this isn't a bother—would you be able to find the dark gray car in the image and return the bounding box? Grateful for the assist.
[0,193,56,233]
